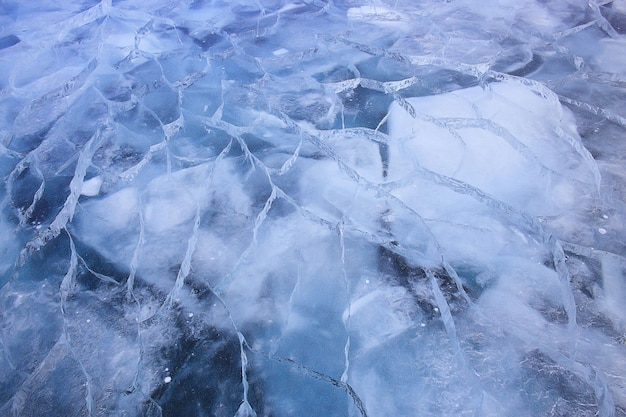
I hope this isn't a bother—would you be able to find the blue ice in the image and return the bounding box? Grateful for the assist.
[1,1,626,416]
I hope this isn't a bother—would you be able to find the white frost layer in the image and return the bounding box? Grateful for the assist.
[347,5,408,23]
[387,80,598,225]
[80,176,103,196]
[74,160,251,292]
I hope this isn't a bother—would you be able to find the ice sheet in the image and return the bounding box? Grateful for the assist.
[1,1,626,416]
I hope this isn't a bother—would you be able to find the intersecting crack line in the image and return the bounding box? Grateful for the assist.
[162,203,201,308]
[194,268,371,417]
[4,65,103,232]
[119,139,239,400]
[323,75,425,96]
[273,109,473,306]
[17,164,45,227]
[573,70,626,89]
[250,348,370,417]
[434,116,600,193]
[61,230,95,417]
[381,162,583,355]
[185,117,370,416]
[588,1,621,38]
[4,337,69,416]
[559,94,626,128]
[16,127,108,268]
[8,58,98,146]
[123,142,238,400]
[196,116,302,293]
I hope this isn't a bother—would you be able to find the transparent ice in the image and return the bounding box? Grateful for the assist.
[1,0,626,416]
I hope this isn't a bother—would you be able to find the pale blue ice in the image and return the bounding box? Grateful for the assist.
[1,1,626,416]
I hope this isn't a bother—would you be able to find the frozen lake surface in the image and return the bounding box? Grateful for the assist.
[1,0,626,416]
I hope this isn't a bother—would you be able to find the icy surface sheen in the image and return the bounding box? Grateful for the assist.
[1,0,626,416]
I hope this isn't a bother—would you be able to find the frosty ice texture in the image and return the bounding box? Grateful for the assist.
[1,1,626,416]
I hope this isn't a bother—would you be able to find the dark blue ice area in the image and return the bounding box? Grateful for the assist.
[1,1,626,416]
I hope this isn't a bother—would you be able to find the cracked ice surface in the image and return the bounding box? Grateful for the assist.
[1,0,626,416]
